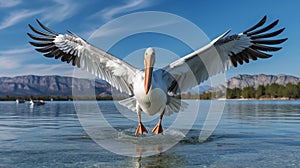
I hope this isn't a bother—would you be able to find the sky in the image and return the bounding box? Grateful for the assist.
[0,0,299,79]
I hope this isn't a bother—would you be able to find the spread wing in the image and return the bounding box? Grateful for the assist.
[160,16,287,94]
[27,19,140,95]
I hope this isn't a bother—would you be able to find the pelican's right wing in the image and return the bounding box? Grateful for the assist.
[28,20,140,95]
[161,16,287,95]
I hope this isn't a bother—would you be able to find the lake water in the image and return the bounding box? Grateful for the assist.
[0,100,300,167]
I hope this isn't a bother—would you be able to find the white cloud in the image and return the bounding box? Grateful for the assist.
[95,0,152,21]
[0,47,70,76]
[23,63,74,76]
[42,0,79,23]
[0,9,44,30]
[0,48,32,55]
[0,0,80,30]
[0,60,75,77]
[0,56,20,69]
[88,17,182,41]
[0,48,33,70]
[0,0,22,8]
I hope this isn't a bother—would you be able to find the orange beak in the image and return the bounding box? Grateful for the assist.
[144,67,153,95]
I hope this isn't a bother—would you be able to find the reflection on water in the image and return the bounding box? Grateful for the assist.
[226,100,300,120]
[0,100,300,167]
[134,153,187,168]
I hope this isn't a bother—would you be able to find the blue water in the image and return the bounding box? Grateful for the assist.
[0,100,300,167]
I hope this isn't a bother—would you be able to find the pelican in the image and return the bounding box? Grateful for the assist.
[27,16,287,135]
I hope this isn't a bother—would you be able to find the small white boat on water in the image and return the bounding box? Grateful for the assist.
[16,99,26,104]
[30,99,45,106]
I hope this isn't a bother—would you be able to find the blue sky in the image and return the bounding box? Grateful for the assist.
[0,0,299,79]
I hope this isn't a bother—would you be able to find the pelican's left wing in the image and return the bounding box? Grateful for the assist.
[28,20,140,95]
[161,16,287,95]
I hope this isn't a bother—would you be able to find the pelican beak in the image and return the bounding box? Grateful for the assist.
[144,48,155,95]
[144,66,153,95]
[144,55,154,94]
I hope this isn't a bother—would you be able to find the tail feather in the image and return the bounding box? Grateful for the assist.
[119,97,136,112]
[119,96,188,116]
[165,97,188,116]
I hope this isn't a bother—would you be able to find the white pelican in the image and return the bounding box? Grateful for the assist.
[27,16,286,135]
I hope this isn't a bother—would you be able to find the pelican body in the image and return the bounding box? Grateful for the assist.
[27,16,287,135]
[131,48,168,134]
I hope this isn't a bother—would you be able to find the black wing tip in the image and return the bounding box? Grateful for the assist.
[28,23,35,30]
[243,15,284,36]
[28,19,80,67]
[276,27,286,34]
[29,41,37,46]
[261,15,267,23]
[26,32,32,37]
[251,27,286,40]
[35,19,45,29]
[246,18,281,36]
[34,19,44,30]
[35,19,59,35]
[252,38,288,45]
[245,15,287,46]
[231,15,287,68]
[35,19,43,29]
[36,19,41,24]
[276,38,288,44]
[28,19,40,30]
[243,15,267,34]
[258,15,268,25]
[260,15,267,25]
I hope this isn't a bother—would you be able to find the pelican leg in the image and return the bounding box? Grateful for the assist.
[135,107,148,136]
[152,109,165,135]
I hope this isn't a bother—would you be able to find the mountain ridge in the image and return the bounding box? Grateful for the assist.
[0,75,114,97]
[219,74,300,90]
[0,74,299,97]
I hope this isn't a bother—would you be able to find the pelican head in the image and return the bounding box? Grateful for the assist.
[144,47,156,94]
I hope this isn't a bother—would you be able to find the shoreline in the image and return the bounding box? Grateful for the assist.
[198,98,300,101]
[1,97,299,101]
[0,96,127,101]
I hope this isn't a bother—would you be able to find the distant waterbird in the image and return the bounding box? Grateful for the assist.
[27,16,287,135]
[30,99,45,106]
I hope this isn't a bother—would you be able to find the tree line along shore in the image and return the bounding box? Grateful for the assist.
[178,82,300,100]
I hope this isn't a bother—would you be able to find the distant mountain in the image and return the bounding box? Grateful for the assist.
[186,85,212,94]
[216,74,300,91]
[0,75,118,97]
[0,74,299,97]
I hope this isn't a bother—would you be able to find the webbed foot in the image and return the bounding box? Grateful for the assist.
[135,122,148,135]
[152,122,163,135]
